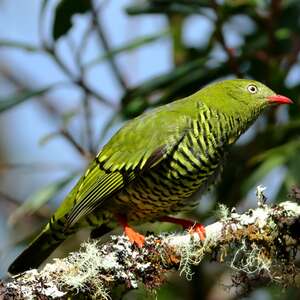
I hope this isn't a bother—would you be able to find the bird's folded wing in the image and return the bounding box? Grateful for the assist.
[65,165,135,227]
[65,109,190,227]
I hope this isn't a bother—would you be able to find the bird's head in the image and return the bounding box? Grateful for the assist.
[199,79,293,119]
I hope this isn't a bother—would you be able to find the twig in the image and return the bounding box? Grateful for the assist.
[60,128,93,160]
[65,31,96,154]
[168,14,187,66]
[0,63,63,119]
[82,94,95,154]
[0,190,22,207]
[74,21,94,75]
[211,0,242,78]
[44,45,115,108]
[284,34,300,71]
[267,0,282,54]
[0,190,51,220]
[2,187,300,299]
[91,0,128,90]
[0,162,76,172]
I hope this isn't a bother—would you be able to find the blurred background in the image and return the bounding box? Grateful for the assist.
[0,0,300,299]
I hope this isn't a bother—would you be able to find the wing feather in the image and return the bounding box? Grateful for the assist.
[66,171,125,226]
[62,101,193,227]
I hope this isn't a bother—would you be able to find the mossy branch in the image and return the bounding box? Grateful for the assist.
[1,186,300,299]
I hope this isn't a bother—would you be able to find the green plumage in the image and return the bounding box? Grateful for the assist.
[8,79,281,274]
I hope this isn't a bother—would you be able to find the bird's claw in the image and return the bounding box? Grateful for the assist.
[188,223,206,240]
[124,226,145,247]
[159,216,206,240]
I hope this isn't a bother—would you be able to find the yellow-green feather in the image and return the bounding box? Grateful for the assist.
[8,79,277,274]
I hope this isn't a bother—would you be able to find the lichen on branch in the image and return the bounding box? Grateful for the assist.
[1,186,300,299]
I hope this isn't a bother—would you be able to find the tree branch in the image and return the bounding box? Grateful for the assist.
[1,186,300,299]
[91,1,128,91]
[60,128,93,160]
[211,0,242,78]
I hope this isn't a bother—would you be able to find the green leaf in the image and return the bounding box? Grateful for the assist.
[38,132,60,147]
[249,139,300,165]
[85,31,169,68]
[121,58,230,118]
[0,88,50,113]
[0,40,39,52]
[39,0,50,38]
[241,140,300,195]
[241,155,285,195]
[122,57,207,102]
[40,0,49,17]
[9,173,78,224]
[53,0,92,41]
[126,1,210,15]
[275,151,300,202]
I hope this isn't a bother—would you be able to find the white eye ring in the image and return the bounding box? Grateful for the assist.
[247,84,258,94]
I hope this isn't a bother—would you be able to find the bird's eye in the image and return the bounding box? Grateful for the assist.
[247,84,258,94]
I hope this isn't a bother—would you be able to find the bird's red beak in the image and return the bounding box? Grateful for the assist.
[267,94,293,105]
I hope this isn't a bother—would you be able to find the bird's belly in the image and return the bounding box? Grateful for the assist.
[112,158,221,222]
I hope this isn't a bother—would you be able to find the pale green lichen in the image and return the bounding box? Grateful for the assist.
[178,238,197,280]
[4,188,300,299]
[166,187,300,290]
[214,203,230,220]
[59,193,299,296]
[230,240,272,275]
[57,241,112,299]
[256,185,267,207]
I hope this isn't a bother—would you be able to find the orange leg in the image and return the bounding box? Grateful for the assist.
[117,215,145,247]
[159,216,206,240]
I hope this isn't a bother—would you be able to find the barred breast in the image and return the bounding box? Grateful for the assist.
[109,105,235,222]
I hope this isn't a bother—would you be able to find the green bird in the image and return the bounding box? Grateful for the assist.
[8,79,292,275]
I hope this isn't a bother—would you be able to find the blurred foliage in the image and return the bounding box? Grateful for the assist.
[0,87,51,112]
[53,0,92,40]
[8,173,78,225]
[0,0,300,299]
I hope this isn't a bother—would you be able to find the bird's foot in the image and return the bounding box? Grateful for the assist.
[159,216,206,240]
[117,215,145,247]
[124,225,145,248]
[187,223,206,240]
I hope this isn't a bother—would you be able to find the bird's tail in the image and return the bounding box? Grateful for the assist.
[8,220,113,275]
[8,224,66,275]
